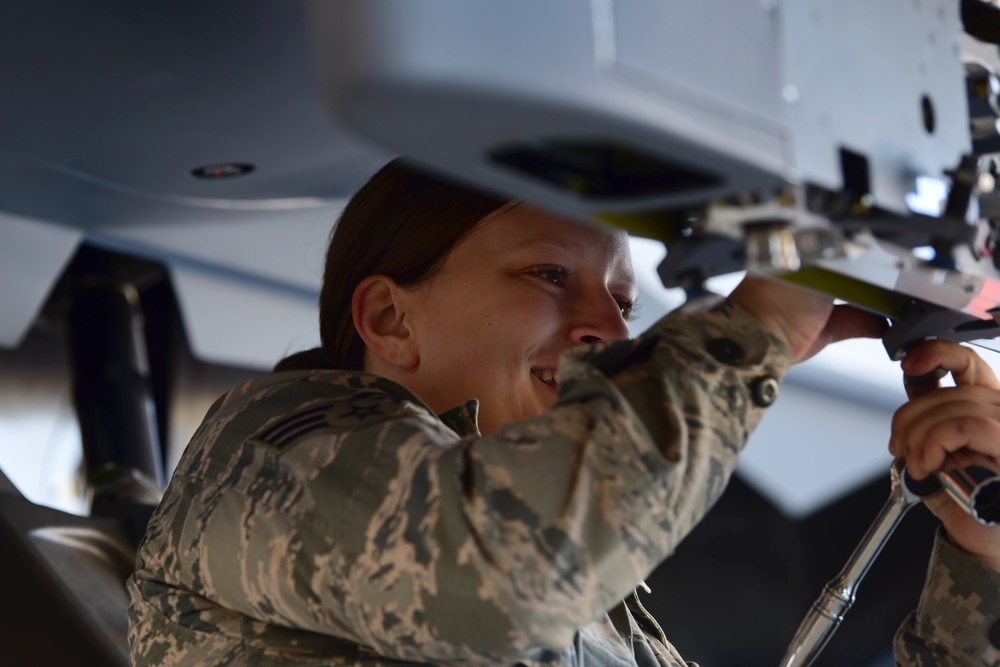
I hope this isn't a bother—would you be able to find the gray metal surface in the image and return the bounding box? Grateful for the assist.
[310,0,969,215]
[0,1,382,231]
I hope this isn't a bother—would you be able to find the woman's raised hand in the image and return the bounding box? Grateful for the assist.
[728,275,886,364]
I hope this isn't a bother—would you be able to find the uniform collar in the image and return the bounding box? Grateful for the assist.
[437,399,481,437]
[362,373,481,436]
[282,369,483,438]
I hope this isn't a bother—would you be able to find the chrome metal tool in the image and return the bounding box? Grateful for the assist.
[779,458,922,667]
[780,454,1000,667]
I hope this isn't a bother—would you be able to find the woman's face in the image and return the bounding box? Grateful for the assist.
[402,203,637,435]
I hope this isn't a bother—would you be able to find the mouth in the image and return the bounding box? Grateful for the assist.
[531,368,559,394]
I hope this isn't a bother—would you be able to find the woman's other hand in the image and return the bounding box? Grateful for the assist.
[891,340,1000,572]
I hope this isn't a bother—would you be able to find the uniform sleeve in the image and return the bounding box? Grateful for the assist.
[894,529,1000,666]
[132,298,790,665]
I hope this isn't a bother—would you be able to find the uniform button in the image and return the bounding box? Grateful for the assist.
[706,338,744,364]
[750,376,779,407]
[989,619,1000,650]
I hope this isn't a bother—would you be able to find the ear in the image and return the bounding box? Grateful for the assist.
[351,275,419,369]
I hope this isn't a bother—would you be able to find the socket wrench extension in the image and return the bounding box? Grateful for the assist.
[779,453,1000,667]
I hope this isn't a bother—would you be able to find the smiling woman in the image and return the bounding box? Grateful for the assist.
[126,159,1000,667]
[278,162,638,435]
[357,204,637,435]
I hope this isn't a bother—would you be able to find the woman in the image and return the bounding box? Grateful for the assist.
[128,160,1000,666]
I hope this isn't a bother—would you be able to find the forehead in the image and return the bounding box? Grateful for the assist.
[473,204,634,277]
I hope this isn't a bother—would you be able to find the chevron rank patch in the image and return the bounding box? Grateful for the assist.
[250,390,402,452]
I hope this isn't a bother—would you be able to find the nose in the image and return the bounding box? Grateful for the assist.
[569,293,631,345]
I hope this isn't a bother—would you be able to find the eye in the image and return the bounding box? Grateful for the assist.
[530,265,570,286]
[616,297,638,321]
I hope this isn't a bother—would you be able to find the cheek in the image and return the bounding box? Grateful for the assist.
[498,288,562,327]
[425,284,563,375]
[482,306,551,354]
[470,291,536,337]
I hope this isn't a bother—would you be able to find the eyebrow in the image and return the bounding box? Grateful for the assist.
[511,233,587,252]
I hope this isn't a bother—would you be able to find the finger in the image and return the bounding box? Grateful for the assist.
[890,387,1000,460]
[900,340,1000,391]
[903,366,945,401]
[893,389,1000,445]
[911,416,1000,478]
[897,411,1000,479]
[893,385,1000,430]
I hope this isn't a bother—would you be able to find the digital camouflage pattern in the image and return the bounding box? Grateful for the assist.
[127,300,1000,666]
[894,527,1000,666]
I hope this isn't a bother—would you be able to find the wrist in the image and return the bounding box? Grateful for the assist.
[943,529,1000,573]
[727,283,799,355]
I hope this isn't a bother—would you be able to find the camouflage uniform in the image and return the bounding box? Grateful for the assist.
[894,529,1000,665]
[127,300,1000,666]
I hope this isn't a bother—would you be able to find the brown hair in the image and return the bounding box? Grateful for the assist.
[275,159,509,372]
